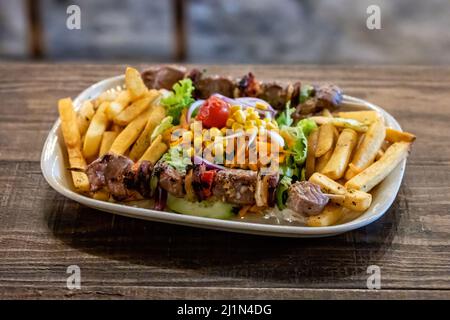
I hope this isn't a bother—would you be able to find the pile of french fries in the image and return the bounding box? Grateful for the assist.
[58,67,168,198]
[305,109,415,227]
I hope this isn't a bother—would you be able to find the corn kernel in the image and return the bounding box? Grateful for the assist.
[220,127,227,135]
[266,122,277,130]
[209,127,222,139]
[247,112,259,121]
[226,118,235,127]
[232,122,244,131]
[255,102,268,110]
[255,119,263,126]
[233,110,246,123]
[230,105,241,113]
[186,147,194,157]
[182,131,193,142]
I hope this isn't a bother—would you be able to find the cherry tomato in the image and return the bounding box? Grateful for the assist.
[196,96,230,128]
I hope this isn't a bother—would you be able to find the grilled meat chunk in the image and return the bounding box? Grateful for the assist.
[314,84,343,110]
[286,181,329,216]
[155,162,185,198]
[257,83,287,110]
[195,76,235,99]
[237,72,261,97]
[124,161,153,198]
[212,169,256,205]
[86,153,135,201]
[141,66,186,90]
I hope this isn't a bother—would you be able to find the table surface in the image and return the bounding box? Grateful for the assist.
[0,63,449,299]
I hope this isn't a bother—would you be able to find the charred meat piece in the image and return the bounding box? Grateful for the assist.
[314,84,343,110]
[293,98,318,120]
[195,76,236,99]
[286,181,329,216]
[289,81,301,106]
[141,66,186,90]
[155,162,185,198]
[255,171,280,207]
[257,83,288,110]
[212,169,257,205]
[237,72,261,97]
[124,161,153,198]
[186,68,203,85]
[86,153,135,201]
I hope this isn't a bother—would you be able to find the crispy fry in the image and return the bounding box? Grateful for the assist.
[128,105,166,161]
[97,90,119,103]
[92,189,110,201]
[107,90,131,120]
[385,127,416,143]
[305,128,319,179]
[345,142,411,192]
[315,123,335,157]
[337,111,382,123]
[58,98,90,192]
[315,148,333,173]
[82,101,109,162]
[109,109,151,155]
[345,118,386,180]
[375,149,384,161]
[125,66,148,99]
[99,131,119,157]
[309,116,368,133]
[309,173,346,195]
[332,189,372,212]
[306,203,344,227]
[321,128,358,180]
[139,135,168,164]
[76,100,95,137]
[114,95,153,126]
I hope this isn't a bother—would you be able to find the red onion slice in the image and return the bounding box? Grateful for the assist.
[193,155,226,170]
[186,99,205,123]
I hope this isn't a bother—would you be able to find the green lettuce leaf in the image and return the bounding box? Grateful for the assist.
[276,101,295,127]
[160,79,195,125]
[151,116,173,142]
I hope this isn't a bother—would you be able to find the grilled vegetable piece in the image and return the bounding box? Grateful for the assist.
[167,194,235,219]
[286,181,329,216]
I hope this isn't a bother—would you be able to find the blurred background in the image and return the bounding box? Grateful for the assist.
[1,0,449,64]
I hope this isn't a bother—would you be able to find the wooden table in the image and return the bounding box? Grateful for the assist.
[0,63,449,299]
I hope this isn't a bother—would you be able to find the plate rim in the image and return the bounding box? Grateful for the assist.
[41,75,406,237]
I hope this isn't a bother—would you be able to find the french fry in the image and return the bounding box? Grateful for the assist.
[315,123,335,157]
[306,203,344,227]
[345,142,411,192]
[92,189,110,201]
[345,118,386,180]
[337,110,382,124]
[305,128,319,179]
[321,128,358,180]
[129,105,166,161]
[139,135,168,164]
[309,116,368,133]
[375,149,384,161]
[82,101,109,161]
[114,90,158,126]
[107,90,131,120]
[97,90,119,103]
[385,128,416,143]
[315,148,333,173]
[125,66,148,99]
[309,173,346,195]
[58,98,90,192]
[109,109,151,155]
[99,131,119,157]
[332,189,372,212]
[76,100,95,137]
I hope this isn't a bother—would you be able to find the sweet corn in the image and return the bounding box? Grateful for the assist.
[186,147,194,157]
[266,122,277,130]
[232,122,244,131]
[233,110,246,123]
[230,105,241,113]
[255,102,268,110]
[255,118,263,126]
[226,118,235,127]
[182,131,193,142]
[247,112,259,121]
[209,127,222,138]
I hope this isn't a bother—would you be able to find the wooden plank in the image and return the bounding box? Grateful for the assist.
[0,64,449,299]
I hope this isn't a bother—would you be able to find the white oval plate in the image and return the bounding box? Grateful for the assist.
[41,75,406,237]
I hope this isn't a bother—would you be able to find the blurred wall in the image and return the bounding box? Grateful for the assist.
[1,0,449,64]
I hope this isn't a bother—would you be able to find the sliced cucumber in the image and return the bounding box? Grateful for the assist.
[167,194,235,220]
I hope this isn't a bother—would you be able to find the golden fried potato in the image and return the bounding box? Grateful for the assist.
[82,101,109,161]
[315,123,335,157]
[321,128,358,180]
[345,142,411,192]
[58,98,90,192]
[128,105,166,161]
[125,67,148,99]
[345,118,386,180]
[385,128,416,143]
[309,116,368,133]
[305,128,319,179]
[337,111,382,124]
[107,90,131,120]
[76,100,95,137]
[309,172,346,195]
[99,131,119,157]
[139,135,168,164]
[306,203,344,227]
[109,109,151,155]
[332,189,372,212]
[114,90,158,126]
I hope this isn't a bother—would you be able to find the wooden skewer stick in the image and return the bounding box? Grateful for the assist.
[323,193,346,202]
